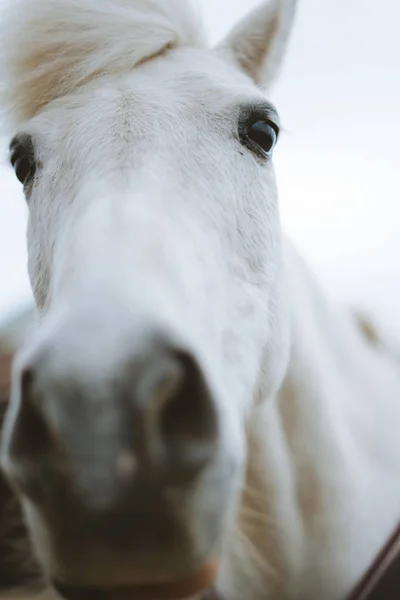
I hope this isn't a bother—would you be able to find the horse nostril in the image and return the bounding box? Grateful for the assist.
[136,348,218,483]
[8,365,52,461]
[159,350,218,477]
[21,365,35,395]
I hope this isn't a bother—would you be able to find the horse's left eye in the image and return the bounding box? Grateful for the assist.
[242,120,278,159]
[9,134,36,187]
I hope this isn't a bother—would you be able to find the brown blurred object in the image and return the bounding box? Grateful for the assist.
[0,311,42,592]
[0,353,12,398]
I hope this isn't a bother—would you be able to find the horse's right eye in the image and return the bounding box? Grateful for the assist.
[9,134,36,186]
[238,103,280,161]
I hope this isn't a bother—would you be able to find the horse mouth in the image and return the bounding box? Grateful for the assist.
[52,560,219,600]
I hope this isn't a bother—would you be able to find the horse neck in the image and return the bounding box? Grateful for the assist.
[221,240,400,600]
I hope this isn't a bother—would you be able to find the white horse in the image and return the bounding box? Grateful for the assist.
[0,1,399,599]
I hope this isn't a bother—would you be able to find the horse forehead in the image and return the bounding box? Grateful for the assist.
[123,47,259,103]
[40,48,260,133]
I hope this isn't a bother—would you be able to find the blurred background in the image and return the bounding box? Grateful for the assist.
[0,0,399,339]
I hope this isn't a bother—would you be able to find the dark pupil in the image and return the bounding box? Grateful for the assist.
[248,121,276,154]
[14,154,32,185]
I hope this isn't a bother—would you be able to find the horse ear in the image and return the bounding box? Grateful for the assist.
[216,0,297,87]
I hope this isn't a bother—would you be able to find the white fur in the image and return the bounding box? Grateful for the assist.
[0,0,204,130]
[0,1,399,599]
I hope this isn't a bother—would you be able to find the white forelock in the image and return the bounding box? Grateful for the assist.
[0,0,204,131]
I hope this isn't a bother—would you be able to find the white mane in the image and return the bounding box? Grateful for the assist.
[0,0,204,131]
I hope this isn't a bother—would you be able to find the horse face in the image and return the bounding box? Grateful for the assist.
[1,0,295,591]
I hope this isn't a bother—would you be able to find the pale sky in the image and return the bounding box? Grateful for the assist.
[1,0,399,336]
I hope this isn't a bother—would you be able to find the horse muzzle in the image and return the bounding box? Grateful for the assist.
[0,306,238,592]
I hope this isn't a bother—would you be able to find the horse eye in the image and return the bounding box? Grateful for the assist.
[9,134,36,186]
[243,120,278,158]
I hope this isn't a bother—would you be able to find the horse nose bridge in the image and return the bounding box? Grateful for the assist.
[3,322,219,511]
